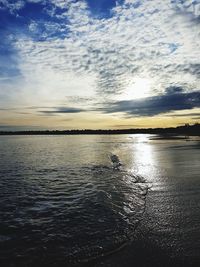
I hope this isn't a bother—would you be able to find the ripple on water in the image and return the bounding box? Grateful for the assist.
[0,163,149,266]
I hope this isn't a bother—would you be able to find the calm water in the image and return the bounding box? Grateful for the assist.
[0,134,199,267]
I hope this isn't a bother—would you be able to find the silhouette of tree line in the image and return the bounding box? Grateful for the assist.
[0,123,199,135]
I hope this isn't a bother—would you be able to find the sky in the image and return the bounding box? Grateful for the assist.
[0,0,200,130]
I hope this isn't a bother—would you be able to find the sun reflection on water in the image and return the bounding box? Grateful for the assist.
[130,135,157,181]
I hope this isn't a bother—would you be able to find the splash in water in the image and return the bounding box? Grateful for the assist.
[109,153,122,169]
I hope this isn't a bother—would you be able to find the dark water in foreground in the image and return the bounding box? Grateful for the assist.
[0,135,199,267]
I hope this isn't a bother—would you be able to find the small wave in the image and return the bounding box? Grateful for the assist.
[0,160,150,267]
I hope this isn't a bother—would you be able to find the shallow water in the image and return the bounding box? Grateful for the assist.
[0,134,199,266]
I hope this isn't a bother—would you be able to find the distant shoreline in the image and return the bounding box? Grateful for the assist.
[0,124,199,136]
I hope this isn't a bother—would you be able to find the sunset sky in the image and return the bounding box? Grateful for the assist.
[0,0,200,130]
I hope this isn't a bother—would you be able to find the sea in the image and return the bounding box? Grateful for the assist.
[0,134,199,267]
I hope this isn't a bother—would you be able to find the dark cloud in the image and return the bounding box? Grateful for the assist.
[0,125,43,131]
[165,86,183,94]
[16,112,31,115]
[165,113,200,117]
[99,89,200,117]
[39,107,84,115]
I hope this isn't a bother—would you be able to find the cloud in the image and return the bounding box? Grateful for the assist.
[0,33,20,79]
[0,0,25,13]
[100,89,200,117]
[172,0,200,19]
[0,124,43,131]
[6,0,199,93]
[0,0,200,122]
[165,112,200,117]
[39,106,84,115]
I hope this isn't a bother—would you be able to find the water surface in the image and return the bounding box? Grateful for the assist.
[0,135,199,266]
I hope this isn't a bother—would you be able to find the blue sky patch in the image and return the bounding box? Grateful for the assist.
[86,0,118,18]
